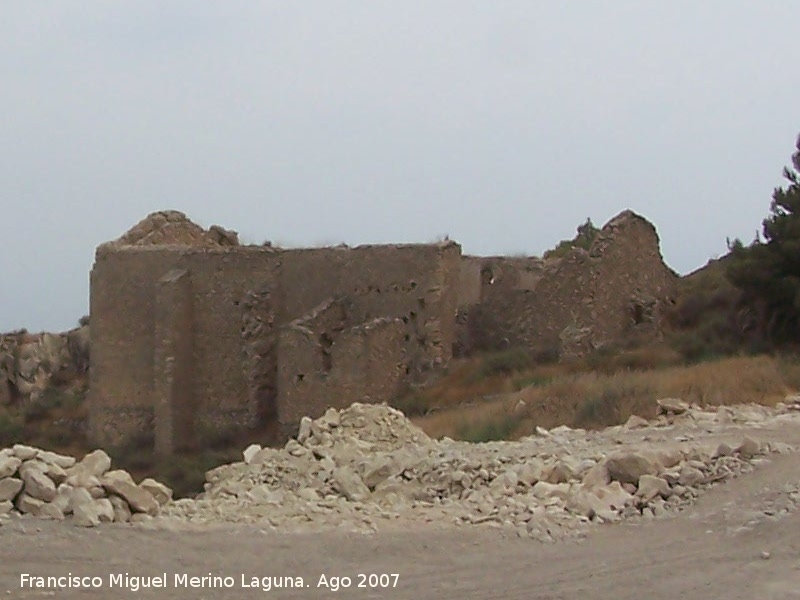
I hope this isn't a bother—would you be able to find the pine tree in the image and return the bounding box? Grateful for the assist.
[727,134,800,344]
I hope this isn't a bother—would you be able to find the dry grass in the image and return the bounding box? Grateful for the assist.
[413,355,796,441]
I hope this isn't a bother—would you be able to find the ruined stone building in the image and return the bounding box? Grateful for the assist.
[88,209,677,454]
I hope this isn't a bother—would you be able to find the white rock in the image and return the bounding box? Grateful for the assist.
[0,455,21,479]
[72,502,101,527]
[109,495,132,523]
[102,470,135,486]
[100,477,159,515]
[37,502,65,521]
[737,437,761,459]
[332,466,371,502]
[140,478,173,505]
[66,487,95,514]
[0,500,12,515]
[37,450,76,469]
[12,444,39,460]
[53,484,73,513]
[624,415,649,429]
[297,417,313,443]
[79,450,112,477]
[95,498,115,523]
[21,468,56,502]
[0,477,23,502]
[678,465,705,487]
[531,481,571,501]
[656,398,689,415]
[605,452,656,485]
[243,444,262,465]
[636,475,671,501]
[15,492,44,515]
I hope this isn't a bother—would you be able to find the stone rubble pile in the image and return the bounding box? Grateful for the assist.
[0,445,172,527]
[0,325,89,406]
[163,400,800,541]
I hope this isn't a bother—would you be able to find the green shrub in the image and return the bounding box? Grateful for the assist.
[573,390,622,429]
[471,348,533,381]
[0,411,24,446]
[456,414,518,443]
[392,392,432,417]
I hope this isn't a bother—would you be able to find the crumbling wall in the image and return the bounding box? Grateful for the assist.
[465,211,679,357]
[455,255,549,355]
[89,244,282,450]
[277,315,407,428]
[182,249,280,437]
[89,247,183,447]
[103,210,239,248]
[278,242,460,371]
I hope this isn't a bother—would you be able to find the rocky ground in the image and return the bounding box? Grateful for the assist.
[1,397,800,598]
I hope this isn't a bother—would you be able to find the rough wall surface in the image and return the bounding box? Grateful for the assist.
[89,213,458,451]
[89,209,675,453]
[277,315,407,427]
[464,211,678,356]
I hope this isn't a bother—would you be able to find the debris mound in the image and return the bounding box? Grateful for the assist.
[0,445,172,527]
[161,401,800,541]
[104,210,239,248]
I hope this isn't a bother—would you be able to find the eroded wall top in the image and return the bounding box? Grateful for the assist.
[99,210,239,251]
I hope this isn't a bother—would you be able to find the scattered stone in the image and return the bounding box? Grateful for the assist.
[636,475,671,502]
[66,487,95,514]
[79,450,112,477]
[37,450,76,469]
[72,502,101,527]
[20,468,56,502]
[140,478,173,505]
[297,417,313,443]
[243,444,261,465]
[0,478,23,502]
[95,498,115,523]
[713,443,733,458]
[12,444,39,460]
[109,495,132,523]
[678,465,705,487]
[0,500,12,515]
[100,477,159,515]
[333,466,371,502]
[737,437,761,459]
[624,415,649,429]
[605,452,656,485]
[15,493,44,515]
[0,455,21,479]
[656,398,689,415]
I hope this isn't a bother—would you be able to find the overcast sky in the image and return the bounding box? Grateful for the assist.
[2,2,798,331]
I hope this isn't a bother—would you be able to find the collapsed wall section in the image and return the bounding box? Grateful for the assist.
[278,242,461,371]
[277,315,407,428]
[182,249,280,437]
[464,211,679,356]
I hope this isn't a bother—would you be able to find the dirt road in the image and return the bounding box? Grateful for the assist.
[2,424,800,599]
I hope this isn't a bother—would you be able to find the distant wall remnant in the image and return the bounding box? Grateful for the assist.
[461,210,679,357]
[0,325,89,408]
[88,208,676,454]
